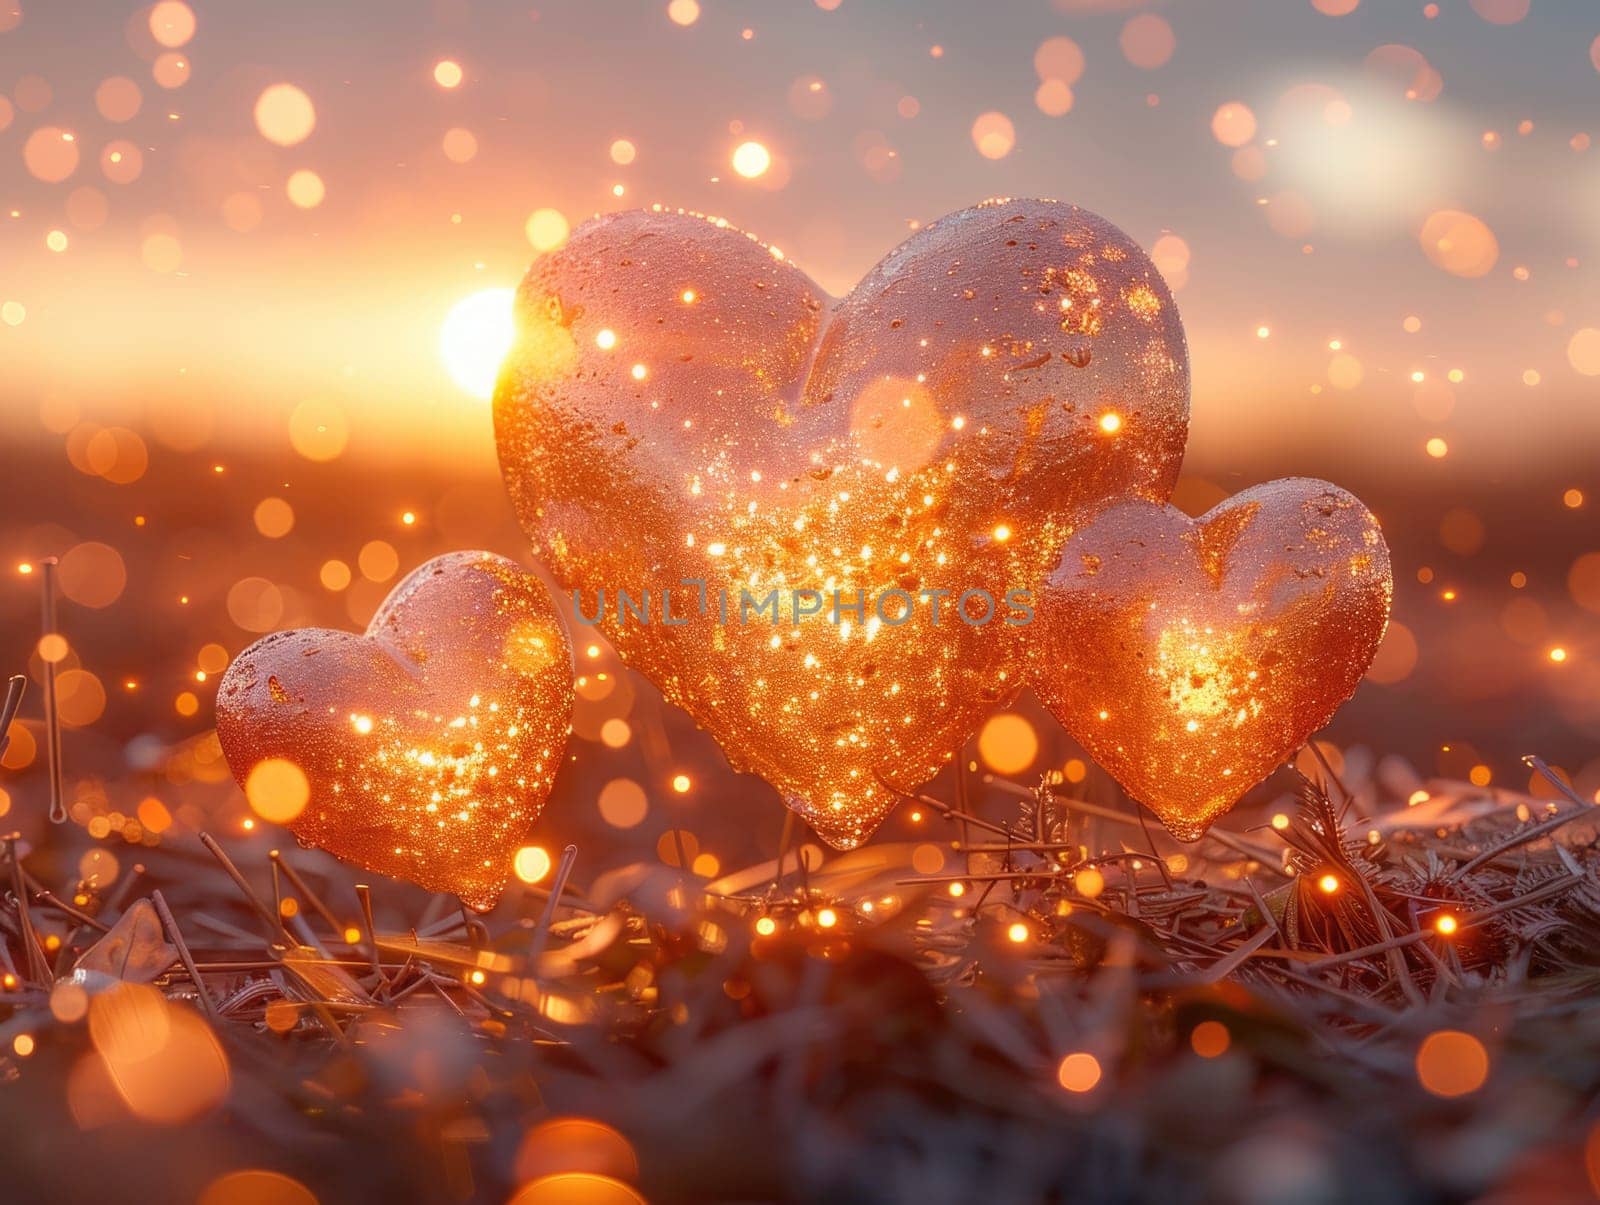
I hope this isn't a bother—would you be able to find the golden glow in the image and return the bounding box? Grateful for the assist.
[284,168,325,209]
[754,916,777,936]
[1098,412,1122,434]
[1416,1030,1488,1097]
[514,845,553,884]
[254,83,316,147]
[1435,913,1459,935]
[245,758,311,824]
[1425,437,1449,459]
[1056,1051,1102,1092]
[667,0,701,25]
[1191,1021,1230,1058]
[671,773,691,793]
[816,907,838,928]
[971,111,1016,159]
[433,60,464,88]
[978,713,1037,775]
[525,208,570,252]
[1549,646,1568,663]
[1006,921,1029,943]
[731,140,772,178]
[440,288,517,399]
[148,2,196,48]
[1317,872,1340,894]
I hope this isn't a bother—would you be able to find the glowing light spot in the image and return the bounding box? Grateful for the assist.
[514,845,552,884]
[525,207,569,252]
[1035,79,1074,117]
[1561,327,1600,377]
[1416,1030,1489,1097]
[289,398,348,461]
[754,916,776,936]
[630,363,648,381]
[152,52,190,89]
[1056,1051,1102,1092]
[610,138,636,165]
[816,907,838,929]
[358,540,398,582]
[970,111,1015,159]
[1435,913,1459,936]
[1317,873,1340,894]
[149,2,195,47]
[254,83,316,147]
[595,328,617,350]
[433,59,464,89]
[245,758,310,824]
[1075,867,1104,899]
[1419,210,1499,278]
[1550,647,1568,663]
[598,777,647,827]
[24,126,79,183]
[440,288,516,400]
[1006,921,1029,944]
[978,714,1037,775]
[672,774,691,793]
[731,140,771,178]
[1098,412,1122,434]
[253,497,294,539]
[1120,13,1175,69]
[667,0,700,25]
[1211,102,1257,147]
[1191,1021,1230,1058]
[442,127,477,163]
[1426,437,1448,459]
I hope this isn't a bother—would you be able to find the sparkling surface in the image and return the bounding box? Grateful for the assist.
[495,199,1189,847]
[1033,478,1392,841]
[216,552,574,908]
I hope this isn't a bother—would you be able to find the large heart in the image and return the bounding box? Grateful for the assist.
[1031,478,1392,841]
[494,200,1190,847]
[215,552,573,909]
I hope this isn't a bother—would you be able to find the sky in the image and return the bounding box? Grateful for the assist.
[1,0,1598,480]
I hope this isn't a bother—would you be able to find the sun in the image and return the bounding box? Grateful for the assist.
[440,288,517,399]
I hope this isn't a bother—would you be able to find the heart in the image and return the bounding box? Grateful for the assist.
[1031,478,1392,841]
[494,199,1190,847]
[215,552,574,910]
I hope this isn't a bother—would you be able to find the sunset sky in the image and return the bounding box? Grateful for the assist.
[2,0,1598,478]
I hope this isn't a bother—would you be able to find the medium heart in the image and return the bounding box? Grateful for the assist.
[495,200,1190,847]
[215,552,573,910]
[1031,478,1393,841]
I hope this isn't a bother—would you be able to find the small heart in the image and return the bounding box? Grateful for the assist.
[216,552,573,909]
[1031,479,1392,841]
[495,199,1190,847]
